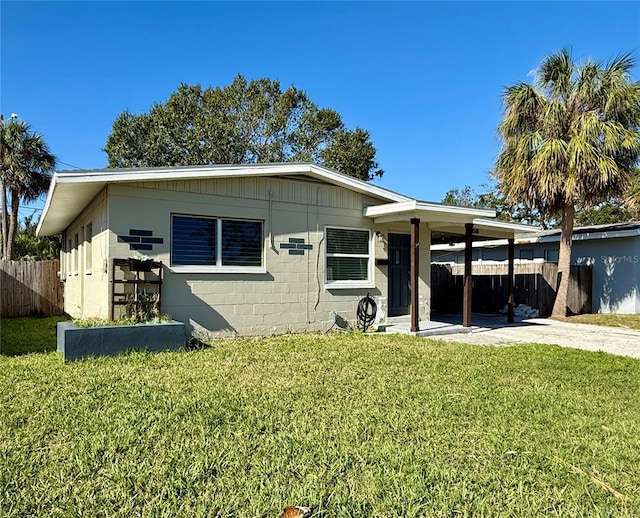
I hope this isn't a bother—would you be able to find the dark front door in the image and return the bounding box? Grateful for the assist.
[388,233,411,317]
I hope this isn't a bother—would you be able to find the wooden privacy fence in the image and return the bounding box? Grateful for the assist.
[431,262,592,316]
[0,260,64,317]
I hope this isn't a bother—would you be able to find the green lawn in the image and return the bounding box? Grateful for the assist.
[0,315,70,356]
[560,313,640,330]
[1,326,639,516]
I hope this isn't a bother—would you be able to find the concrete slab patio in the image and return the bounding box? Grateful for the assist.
[420,314,640,360]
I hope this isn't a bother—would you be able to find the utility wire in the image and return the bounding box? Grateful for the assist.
[57,160,85,170]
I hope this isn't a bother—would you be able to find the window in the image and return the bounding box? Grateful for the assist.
[325,227,373,287]
[455,250,480,263]
[172,215,217,266]
[171,214,263,271]
[222,219,262,267]
[73,233,79,272]
[85,223,93,272]
[67,238,72,273]
[519,249,534,260]
[544,248,559,262]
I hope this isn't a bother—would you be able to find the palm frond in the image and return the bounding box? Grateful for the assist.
[0,120,56,200]
[603,81,640,126]
[605,51,636,77]
[624,168,640,211]
[575,61,601,103]
[530,138,568,177]
[541,100,568,138]
[538,48,574,100]
[499,84,545,138]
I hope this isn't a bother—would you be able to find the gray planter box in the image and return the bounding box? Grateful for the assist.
[57,321,187,362]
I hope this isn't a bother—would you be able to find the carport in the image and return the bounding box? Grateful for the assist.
[364,201,539,332]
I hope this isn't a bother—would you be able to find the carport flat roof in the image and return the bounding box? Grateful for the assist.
[363,201,539,239]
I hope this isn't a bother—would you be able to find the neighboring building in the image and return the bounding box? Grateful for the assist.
[432,222,640,314]
[37,163,534,336]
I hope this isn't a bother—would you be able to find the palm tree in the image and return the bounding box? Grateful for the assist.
[0,119,56,260]
[626,168,640,217]
[495,49,640,317]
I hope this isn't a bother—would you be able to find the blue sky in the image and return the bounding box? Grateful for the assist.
[2,1,639,219]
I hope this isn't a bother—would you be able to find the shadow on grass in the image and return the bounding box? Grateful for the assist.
[0,315,70,357]
[184,335,213,352]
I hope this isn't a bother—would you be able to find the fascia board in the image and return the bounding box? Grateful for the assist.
[364,200,419,217]
[472,218,540,233]
[364,201,495,219]
[529,228,640,243]
[36,173,59,236]
[420,202,494,218]
[573,228,640,241]
[53,163,311,184]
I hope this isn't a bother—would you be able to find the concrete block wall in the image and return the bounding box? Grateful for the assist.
[63,175,433,334]
[61,191,110,319]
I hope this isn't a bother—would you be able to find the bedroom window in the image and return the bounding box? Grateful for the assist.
[325,227,373,288]
[171,214,264,272]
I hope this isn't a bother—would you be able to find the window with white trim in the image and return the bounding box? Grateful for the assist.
[325,227,373,287]
[171,214,263,271]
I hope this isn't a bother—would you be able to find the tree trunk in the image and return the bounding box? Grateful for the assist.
[551,201,575,318]
[1,182,7,259]
[6,187,19,260]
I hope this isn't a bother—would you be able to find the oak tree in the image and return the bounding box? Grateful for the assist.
[105,76,383,181]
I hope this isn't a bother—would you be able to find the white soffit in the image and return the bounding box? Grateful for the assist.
[37,163,411,236]
[37,179,105,236]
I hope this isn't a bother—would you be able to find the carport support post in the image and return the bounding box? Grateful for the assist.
[410,218,420,333]
[507,238,515,323]
[463,223,473,327]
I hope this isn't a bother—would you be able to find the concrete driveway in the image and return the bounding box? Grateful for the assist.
[435,314,640,359]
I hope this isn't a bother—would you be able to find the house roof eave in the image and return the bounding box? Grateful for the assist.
[37,163,411,236]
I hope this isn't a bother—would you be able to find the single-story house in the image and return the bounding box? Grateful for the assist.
[432,221,640,314]
[37,163,537,336]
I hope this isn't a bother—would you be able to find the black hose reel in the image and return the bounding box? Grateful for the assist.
[357,293,377,332]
